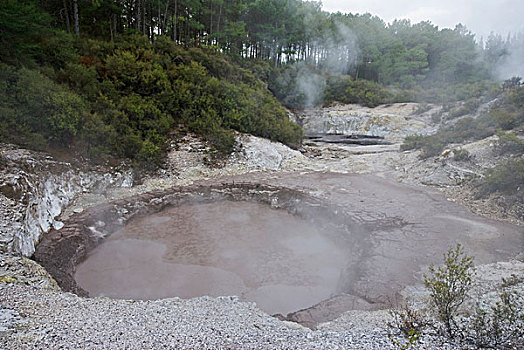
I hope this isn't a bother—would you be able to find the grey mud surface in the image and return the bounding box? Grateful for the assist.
[2,171,523,349]
[66,171,523,325]
[225,173,523,310]
[75,201,347,315]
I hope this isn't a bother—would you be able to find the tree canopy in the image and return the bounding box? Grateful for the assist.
[1,0,520,167]
[30,0,495,87]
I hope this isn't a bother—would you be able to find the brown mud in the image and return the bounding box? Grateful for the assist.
[75,201,347,315]
[34,172,523,327]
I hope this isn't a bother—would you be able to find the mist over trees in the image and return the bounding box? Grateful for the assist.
[1,0,522,166]
[482,31,524,80]
[38,0,520,109]
[35,0,496,86]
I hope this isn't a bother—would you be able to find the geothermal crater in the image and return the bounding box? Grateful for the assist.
[33,173,523,327]
[33,182,365,320]
[74,200,349,315]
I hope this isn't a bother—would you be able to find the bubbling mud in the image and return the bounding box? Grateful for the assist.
[74,201,348,315]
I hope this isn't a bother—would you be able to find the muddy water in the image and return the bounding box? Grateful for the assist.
[75,201,347,315]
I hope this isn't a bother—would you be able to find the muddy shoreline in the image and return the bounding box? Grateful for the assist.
[33,182,356,299]
[32,172,523,327]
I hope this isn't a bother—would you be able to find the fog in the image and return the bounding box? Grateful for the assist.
[495,33,524,79]
[293,21,359,108]
[322,0,524,40]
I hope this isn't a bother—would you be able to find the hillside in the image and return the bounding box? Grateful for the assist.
[2,0,522,169]
[0,11,301,166]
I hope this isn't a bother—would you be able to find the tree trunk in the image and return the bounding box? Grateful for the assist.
[63,0,71,34]
[217,4,222,39]
[158,2,161,35]
[73,0,79,36]
[173,0,177,42]
[142,1,147,35]
[137,0,142,31]
[209,3,213,44]
[162,1,169,35]
[113,14,118,38]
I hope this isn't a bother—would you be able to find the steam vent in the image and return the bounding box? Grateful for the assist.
[33,173,524,327]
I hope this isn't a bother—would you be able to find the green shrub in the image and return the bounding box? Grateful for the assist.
[400,135,426,151]
[415,81,501,104]
[453,148,471,161]
[490,110,521,130]
[399,86,524,159]
[388,303,429,349]
[495,132,524,155]
[0,65,87,146]
[447,98,480,120]
[479,158,524,196]
[325,75,395,107]
[424,243,475,338]
[401,134,447,158]
[468,285,524,349]
[137,139,162,168]
[1,34,302,168]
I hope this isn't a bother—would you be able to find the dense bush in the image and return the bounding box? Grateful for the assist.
[0,33,302,167]
[269,65,400,109]
[0,64,87,149]
[269,62,500,110]
[324,76,397,107]
[495,132,524,155]
[447,98,480,120]
[478,158,524,196]
[412,81,501,105]
[453,148,471,161]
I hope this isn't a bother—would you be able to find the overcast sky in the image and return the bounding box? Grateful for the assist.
[322,0,524,40]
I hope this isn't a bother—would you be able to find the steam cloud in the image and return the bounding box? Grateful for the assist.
[496,32,524,80]
[296,67,326,108]
[293,21,359,108]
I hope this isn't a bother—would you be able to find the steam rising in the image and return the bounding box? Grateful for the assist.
[321,21,359,74]
[293,21,359,108]
[296,67,326,108]
[495,32,524,80]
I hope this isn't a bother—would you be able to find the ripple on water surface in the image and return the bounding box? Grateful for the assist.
[75,201,347,315]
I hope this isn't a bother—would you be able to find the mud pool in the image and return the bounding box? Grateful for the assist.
[35,174,523,326]
[74,201,348,315]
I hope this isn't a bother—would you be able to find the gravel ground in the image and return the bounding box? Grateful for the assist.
[0,281,457,350]
[4,253,509,349]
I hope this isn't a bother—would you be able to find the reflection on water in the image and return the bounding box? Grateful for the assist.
[75,201,347,315]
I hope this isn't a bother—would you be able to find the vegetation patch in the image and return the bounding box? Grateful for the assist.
[478,158,524,197]
[401,86,523,159]
[390,244,524,349]
[1,0,523,171]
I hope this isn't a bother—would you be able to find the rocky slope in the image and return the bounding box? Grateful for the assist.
[0,145,133,256]
[298,103,439,141]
